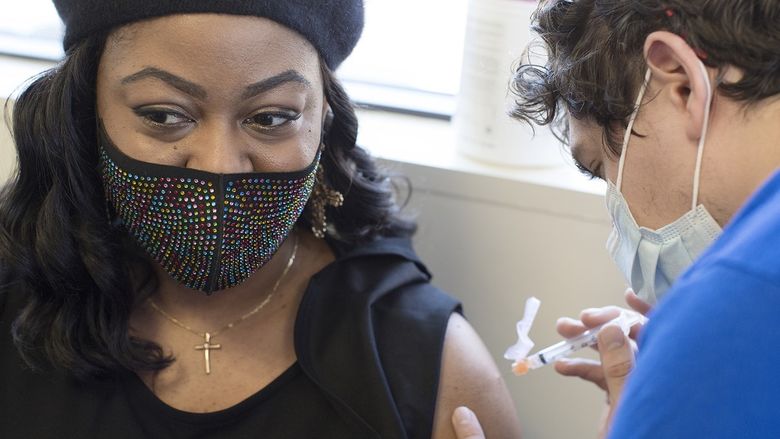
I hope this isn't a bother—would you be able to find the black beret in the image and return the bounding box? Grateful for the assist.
[52,0,364,69]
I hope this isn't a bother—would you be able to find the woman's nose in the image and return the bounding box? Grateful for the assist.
[184,125,254,174]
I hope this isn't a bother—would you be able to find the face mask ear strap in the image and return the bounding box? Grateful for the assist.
[616,69,653,191]
[691,60,713,209]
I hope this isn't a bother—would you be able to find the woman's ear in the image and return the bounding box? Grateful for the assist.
[643,31,714,142]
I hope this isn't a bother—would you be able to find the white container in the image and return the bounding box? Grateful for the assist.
[454,0,562,168]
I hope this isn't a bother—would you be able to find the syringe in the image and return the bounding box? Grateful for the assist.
[512,311,647,376]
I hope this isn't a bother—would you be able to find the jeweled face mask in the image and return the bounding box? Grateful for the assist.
[98,127,319,294]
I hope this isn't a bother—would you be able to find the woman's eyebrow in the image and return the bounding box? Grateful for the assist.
[241,70,311,100]
[121,67,207,100]
[120,68,311,101]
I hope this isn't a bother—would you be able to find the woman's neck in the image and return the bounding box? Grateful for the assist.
[147,230,302,333]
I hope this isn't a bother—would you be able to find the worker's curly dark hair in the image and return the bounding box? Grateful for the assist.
[510,0,780,157]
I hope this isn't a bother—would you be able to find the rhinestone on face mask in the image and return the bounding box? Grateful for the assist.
[99,129,318,294]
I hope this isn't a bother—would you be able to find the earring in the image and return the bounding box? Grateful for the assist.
[309,166,344,239]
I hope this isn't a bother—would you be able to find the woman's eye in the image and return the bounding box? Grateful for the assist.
[245,112,301,131]
[135,109,192,127]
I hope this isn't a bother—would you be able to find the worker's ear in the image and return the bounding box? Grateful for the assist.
[643,31,715,142]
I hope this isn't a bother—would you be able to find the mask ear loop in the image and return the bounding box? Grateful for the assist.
[691,61,713,210]
[616,69,653,191]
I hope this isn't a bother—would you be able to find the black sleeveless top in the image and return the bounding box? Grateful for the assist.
[0,237,461,439]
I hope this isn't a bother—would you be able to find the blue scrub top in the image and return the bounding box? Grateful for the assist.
[609,169,780,438]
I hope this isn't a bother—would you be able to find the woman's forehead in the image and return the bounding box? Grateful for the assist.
[101,14,321,83]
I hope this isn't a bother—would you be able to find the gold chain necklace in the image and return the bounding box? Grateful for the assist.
[147,234,300,375]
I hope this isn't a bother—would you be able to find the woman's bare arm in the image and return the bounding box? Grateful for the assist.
[431,313,523,439]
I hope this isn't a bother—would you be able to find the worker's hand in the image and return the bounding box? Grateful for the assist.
[553,289,650,393]
[554,289,651,437]
[450,290,651,439]
[452,407,486,439]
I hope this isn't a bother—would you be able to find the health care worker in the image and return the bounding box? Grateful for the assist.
[450,0,780,437]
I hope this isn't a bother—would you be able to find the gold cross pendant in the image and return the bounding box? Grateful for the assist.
[194,332,221,375]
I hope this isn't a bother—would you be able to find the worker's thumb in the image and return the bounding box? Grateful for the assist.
[597,324,635,407]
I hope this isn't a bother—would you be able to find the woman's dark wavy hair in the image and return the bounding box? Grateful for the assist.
[510,0,780,156]
[0,31,416,378]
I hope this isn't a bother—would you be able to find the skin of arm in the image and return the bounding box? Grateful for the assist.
[432,313,523,439]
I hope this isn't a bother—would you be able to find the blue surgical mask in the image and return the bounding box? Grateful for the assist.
[605,65,722,305]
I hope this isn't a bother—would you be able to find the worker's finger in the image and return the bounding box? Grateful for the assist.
[580,307,622,328]
[625,289,652,315]
[555,357,608,392]
[556,317,588,339]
